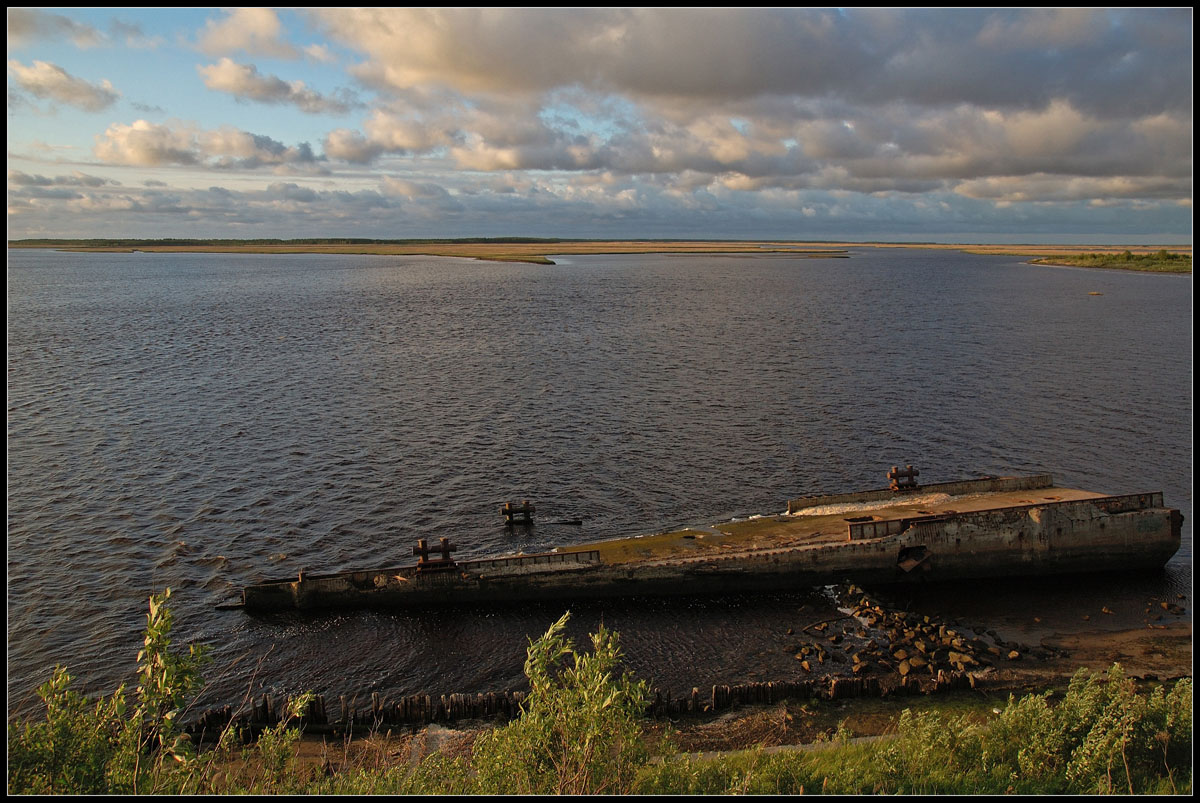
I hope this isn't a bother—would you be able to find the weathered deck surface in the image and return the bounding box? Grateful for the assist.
[556,485,1106,566]
[238,474,1179,612]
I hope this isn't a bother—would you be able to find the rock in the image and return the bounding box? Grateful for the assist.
[947,651,977,666]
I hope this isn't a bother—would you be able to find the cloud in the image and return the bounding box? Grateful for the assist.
[7,9,106,49]
[198,58,360,114]
[7,10,162,50]
[7,60,120,111]
[322,129,386,164]
[7,8,1191,240]
[303,44,337,64]
[108,19,164,50]
[380,176,464,211]
[7,168,1189,241]
[296,7,1189,212]
[196,8,299,59]
[312,8,1191,116]
[93,119,321,170]
[953,174,1192,204]
[8,169,118,188]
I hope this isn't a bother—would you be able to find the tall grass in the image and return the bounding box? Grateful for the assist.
[637,666,1191,795]
[7,591,1192,795]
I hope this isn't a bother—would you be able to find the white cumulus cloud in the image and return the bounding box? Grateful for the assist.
[7,59,120,111]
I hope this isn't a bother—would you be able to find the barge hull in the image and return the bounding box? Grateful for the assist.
[240,477,1182,612]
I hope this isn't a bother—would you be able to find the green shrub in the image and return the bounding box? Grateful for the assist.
[7,667,128,794]
[872,664,1192,794]
[9,590,1192,797]
[8,589,213,794]
[468,611,652,795]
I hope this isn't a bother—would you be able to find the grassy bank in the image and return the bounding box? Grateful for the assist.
[1030,249,1191,273]
[8,593,1191,795]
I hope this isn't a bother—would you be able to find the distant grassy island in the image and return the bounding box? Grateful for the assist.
[1029,249,1191,274]
[7,238,1191,272]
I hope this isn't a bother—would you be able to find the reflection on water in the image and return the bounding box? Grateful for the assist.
[6,248,1191,716]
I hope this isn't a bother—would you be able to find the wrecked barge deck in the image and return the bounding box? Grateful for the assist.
[237,474,1182,613]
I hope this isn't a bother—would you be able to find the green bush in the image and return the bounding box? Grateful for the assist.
[468,611,652,794]
[866,664,1191,794]
[8,589,214,794]
[640,664,1190,795]
[7,667,128,794]
[8,590,1192,796]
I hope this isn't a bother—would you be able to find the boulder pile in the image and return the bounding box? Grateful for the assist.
[789,584,1045,683]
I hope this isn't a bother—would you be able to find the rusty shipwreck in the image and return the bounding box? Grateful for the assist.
[237,472,1182,613]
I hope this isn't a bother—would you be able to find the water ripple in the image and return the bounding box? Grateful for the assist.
[7,248,1191,716]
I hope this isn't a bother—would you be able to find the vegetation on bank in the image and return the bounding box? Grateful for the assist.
[8,593,1192,795]
[1031,249,1191,273]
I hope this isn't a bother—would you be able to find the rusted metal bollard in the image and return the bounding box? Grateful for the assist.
[501,500,535,526]
[888,465,920,492]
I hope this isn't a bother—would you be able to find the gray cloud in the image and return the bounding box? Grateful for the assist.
[7,168,1189,243]
[8,169,118,188]
[7,9,106,49]
[314,8,1191,117]
[7,9,162,50]
[300,8,1189,211]
[198,58,360,114]
[7,8,1191,240]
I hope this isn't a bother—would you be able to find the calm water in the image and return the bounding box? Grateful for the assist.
[7,247,1192,717]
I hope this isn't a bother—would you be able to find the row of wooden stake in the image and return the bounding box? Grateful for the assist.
[186,669,977,744]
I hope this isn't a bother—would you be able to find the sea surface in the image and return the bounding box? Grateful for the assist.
[7,247,1192,718]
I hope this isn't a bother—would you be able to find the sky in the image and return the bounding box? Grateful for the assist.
[6,7,1194,243]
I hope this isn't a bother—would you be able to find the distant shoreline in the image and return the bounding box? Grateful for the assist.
[8,238,1191,271]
